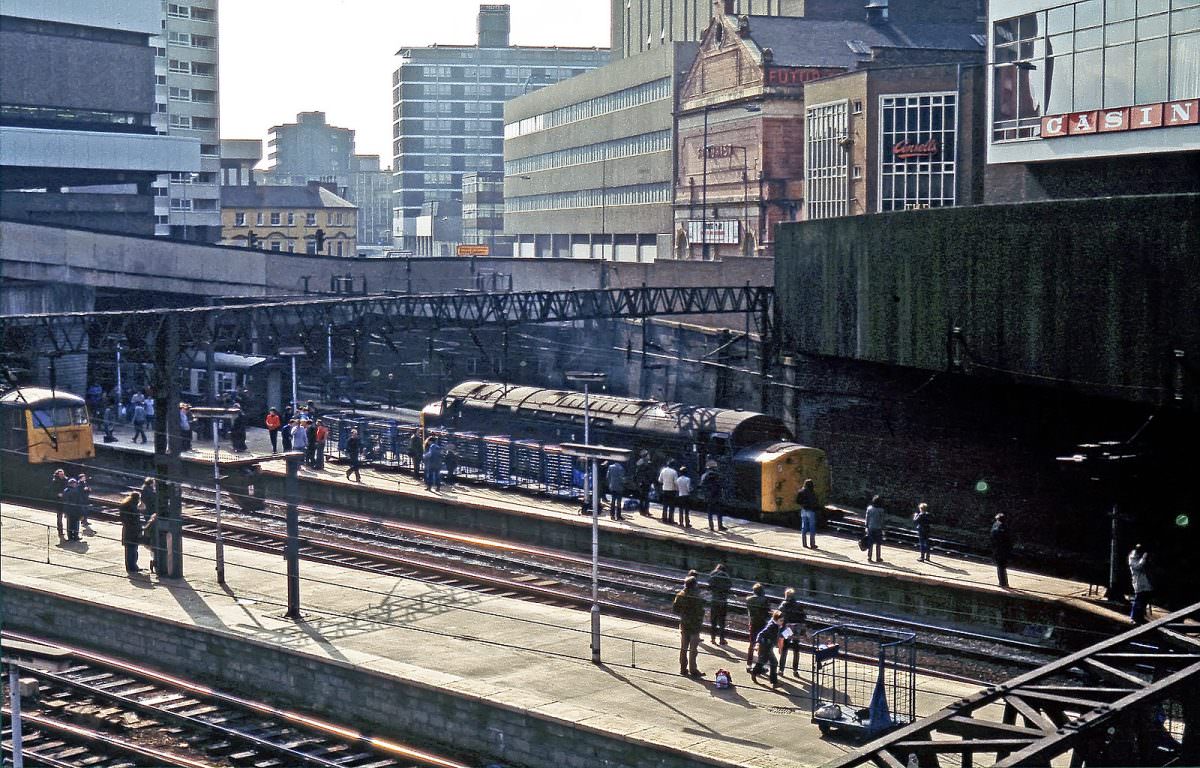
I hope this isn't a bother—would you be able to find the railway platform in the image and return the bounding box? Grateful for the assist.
[90,420,1132,646]
[1,500,983,768]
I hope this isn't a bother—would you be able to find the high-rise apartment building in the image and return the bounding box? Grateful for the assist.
[391,4,609,250]
[0,0,200,235]
[151,0,221,242]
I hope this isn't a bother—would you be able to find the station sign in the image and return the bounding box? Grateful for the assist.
[456,244,490,256]
[1040,98,1198,138]
[687,219,740,245]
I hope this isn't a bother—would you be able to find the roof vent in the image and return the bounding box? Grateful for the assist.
[865,0,889,24]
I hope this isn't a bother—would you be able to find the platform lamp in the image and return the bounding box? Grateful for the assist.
[189,406,240,584]
[278,346,306,411]
[565,371,608,662]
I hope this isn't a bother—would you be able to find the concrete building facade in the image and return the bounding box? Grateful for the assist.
[673,7,982,259]
[219,139,262,187]
[0,0,200,236]
[984,0,1200,202]
[503,43,698,261]
[151,0,222,242]
[461,172,510,255]
[221,182,357,257]
[391,4,609,250]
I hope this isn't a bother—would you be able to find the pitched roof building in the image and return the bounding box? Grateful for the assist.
[220,181,357,257]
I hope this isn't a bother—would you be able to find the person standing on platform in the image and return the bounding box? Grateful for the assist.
[658,460,679,524]
[265,408,281,453]
[633,450,654,516]
[178,403,192,452]
[796,478,820,549]
[139,477,158,522]
[49,468,68,538]
[606,460,626,521]
[990,513,1013,588]
[313,420,328,470]
[707,563,732,645]
[700,461,724,531]
[676,467,693,528]
[745,583,770,671]
[345,428,362,483]
[229,407,247,452]
[281,416,294,452]
[864,495,886,563]
[305,419,318,467]
[1128,544,1153,624]
[407,431,424,480]
[913,502,932,562]
[290,418,308,463]
[423,438,444,491]
[672,575,706,678]
[76,473,92,529]
[62,478,83,541]
[119,492,143,572]
[776,587,808,677]
[131,399,148,444]
[102,399,117,442]
[750,610,786,688]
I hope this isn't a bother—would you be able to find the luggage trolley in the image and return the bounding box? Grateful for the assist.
[810,624,916,740]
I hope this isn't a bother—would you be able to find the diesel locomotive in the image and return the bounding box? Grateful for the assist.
[422,380,830,520]
[0,387,95,500]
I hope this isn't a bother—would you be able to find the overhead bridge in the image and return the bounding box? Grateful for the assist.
[828,600,1200,768]
[0,285,775,357]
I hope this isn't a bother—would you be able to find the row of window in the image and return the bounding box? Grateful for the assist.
[506,182,671,213]
[804,102,850,221]
[167,59,215,77]
[235,238,349,256]
[231,211,348,226]
[0,103,149,128]
[416,65,590,80]
[505,130,671,176]
[166,31,215,49]
[504,77,672,138]
[992,0,1200,140]
[879,94,958,212]
[167,86,216,103]
[168,114,216,131]
[166,4,214,22]
[168,198,216,211]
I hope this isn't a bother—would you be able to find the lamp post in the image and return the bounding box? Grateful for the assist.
[278,346,306,411]
[188,406,240,585]
[565,371,608,663]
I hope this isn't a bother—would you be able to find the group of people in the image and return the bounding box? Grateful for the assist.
[49,468,93,541]
[671,563,809,688]
[118,478,161,574]
[583,451,727,532]
[265,403,329,469]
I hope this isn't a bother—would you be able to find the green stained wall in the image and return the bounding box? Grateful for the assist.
[775,194,1200,404]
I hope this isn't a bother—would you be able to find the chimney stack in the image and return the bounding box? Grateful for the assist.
[865,0,889,24]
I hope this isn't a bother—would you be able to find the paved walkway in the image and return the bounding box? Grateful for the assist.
[2,501,984,768]
[97,419,1105,610]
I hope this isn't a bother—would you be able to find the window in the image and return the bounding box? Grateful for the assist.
[191,35,214,49]
[305,212,317,226]
[270,212,281,225]
[168,114,192,129]
[170,198,193,210]
[167,4,190,18]
[169,171,193,184]
[168,59,190,74]
[852,100,864,114]
[270,240,282,251]
[336,241,344,257]
[191,62,215,77]
[878,93,958,212]
[306,240,317,255]
[287,212,295,226]
[167,31,191,46]
[234,212,245,226]
[335,211,344,225]
[805,101,850,220]
[256,212,264,226]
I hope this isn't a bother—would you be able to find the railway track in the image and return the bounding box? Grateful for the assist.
[70,482,1063,684]
[1,632,474,768]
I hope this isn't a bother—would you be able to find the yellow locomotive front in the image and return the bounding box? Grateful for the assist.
[732,442,830,522]
[0,388,95,465]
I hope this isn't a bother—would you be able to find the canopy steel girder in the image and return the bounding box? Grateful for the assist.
[0,286,775,359]
[827,601,1200,768]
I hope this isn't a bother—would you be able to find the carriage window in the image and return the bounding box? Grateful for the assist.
[31,406,83,428]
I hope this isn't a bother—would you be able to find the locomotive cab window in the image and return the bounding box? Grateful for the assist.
[31,405,88,428]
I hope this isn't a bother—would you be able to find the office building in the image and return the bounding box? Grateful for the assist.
[392,4,609,250]
[220,139,261,187]
[221,181,357,257]
[462,172,510,254]
[349,155,395,246]
[503,43,698,260]
[0,0,200,235]
[985,0,1200,202]
[673,5,983,258]
[151,0,222,242]
[611,0,984,59]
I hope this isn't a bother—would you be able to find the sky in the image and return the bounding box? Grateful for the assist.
[219,0,611,166]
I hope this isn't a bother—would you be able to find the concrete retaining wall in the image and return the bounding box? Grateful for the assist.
[0,584,739,768]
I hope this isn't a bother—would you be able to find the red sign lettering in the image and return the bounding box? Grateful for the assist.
[1040,99,1197,138]
[891,138,940,159]
[763,67,840,86]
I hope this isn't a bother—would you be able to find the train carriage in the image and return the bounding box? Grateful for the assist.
[422,380,830,520]
[0,387,95,499]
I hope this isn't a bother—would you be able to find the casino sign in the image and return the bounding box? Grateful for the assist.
[1040,98,1198,138]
